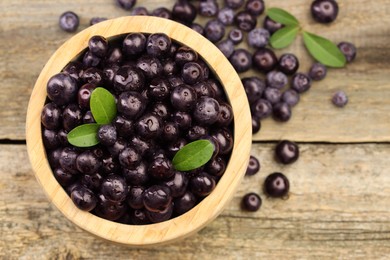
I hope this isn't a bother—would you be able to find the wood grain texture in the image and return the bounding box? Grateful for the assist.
[2,143,390,259]
[0,0,389,142]
[25,16,251,246]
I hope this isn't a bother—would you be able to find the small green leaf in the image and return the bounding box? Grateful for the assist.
[90,87,117,125]
[270,25,299,49]
[303,31,346,68]
[172,140,215,171]
[67,124,100,147]
[267,8,299,26]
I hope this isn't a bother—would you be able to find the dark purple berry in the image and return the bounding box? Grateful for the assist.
[146,204,173,223]
[122,161,149,185]
[278,53,299,75]
[190,23,205,35]
[216,102,233,127]
[71,186,97,211]
[127,186,145,209]
[291,73,311,93]
[119,147,141,169]
[193,97,220,125]
[81,68,104,85]
[338,42,357,63]
[193,81,215,98]
[147,33,172,57]
[182,62,204,85]
[116,0,136,10]
[229,48,252,73]
[175,47,198,66]
[263,87,282,105]
[47,73,78,106]
[136,55,163,79]
[59,147,79,174]
[263,16,283,35]
[95,194,127,221]
[166,138,187,158]
[228,29,244,45]
[309,63,327,81]
[174,191,197,215]
[143,185,172,212]
[172,111,192,130]
[98,125,117,146]
[42,129,59,150]
[57,129,69,146]
[245,0,265,16]
[41,103,62,130]
[217,39,234,58]
[205,156,226,177]
[246,156,260,176]
[53,167,76,187]
[282,89,300,107]
[48,148,62,169]
[152,7,172,19]
[186,125,208,141]
[76,151,101,175]
[311,0,339,24]
[234,11,257,32]
[264,172,289,198]
[82,51,101,68]
[135,113,162,140]
[59,11,79,33]
[172,0,197,24]
[212,128,233,155]
[62,104,82,132]
[149,102,171,120]
[161,122,180,142]
[251,98,272,119]
[225,0,244,9]
[199,0,219,17]
[63,62,83,83]
[218,7,234,25]
[247,28,269,48]
[113,115,134,138]
[122,33,147,56]
[130,209,150,225]
[77,83,96,110]
[190,172,216,197]
[242,77,266,104]
[266,71,288,89]
[241,193,261,211]
[107,138,127,157]
[101,174,128,202]
[163,172,189,198]
[117,91,147,119]
[253,48,278,72]
[204,19,225,43]
[273,102,292,122]
[113,66,145,93]
[88,35,108,58]
[103,47,123,66]
[101,154,120,174]
[275,140,299,164]
[147,78,170,101]
[83,111,95,124]
[252,116,261,134]
[81,173,103,191]
[170,85,197,112]
[332,90,348,107]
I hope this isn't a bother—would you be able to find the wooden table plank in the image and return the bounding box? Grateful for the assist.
[2,143,390,259]
[0,0,389,142]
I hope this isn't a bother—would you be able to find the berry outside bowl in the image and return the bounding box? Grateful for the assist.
[26,16,252,247]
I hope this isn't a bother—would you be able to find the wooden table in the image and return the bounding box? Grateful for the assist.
[1,0,390,258]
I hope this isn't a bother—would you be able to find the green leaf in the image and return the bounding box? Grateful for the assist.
[303,31,346,68]
[172,140,215,171]
[267,7,299,26]
[67,124,100,147]
[90,87,117,125]
[270,25,299,49]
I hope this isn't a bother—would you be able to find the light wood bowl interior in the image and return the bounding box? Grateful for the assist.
[26,16,252,247]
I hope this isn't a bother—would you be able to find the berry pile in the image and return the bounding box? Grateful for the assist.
[56,0,357,215]
[42,32,234,224]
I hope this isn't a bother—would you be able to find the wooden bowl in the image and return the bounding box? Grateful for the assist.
[26,16,252,247]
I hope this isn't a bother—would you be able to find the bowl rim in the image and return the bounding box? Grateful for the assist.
[26,16,252,247]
